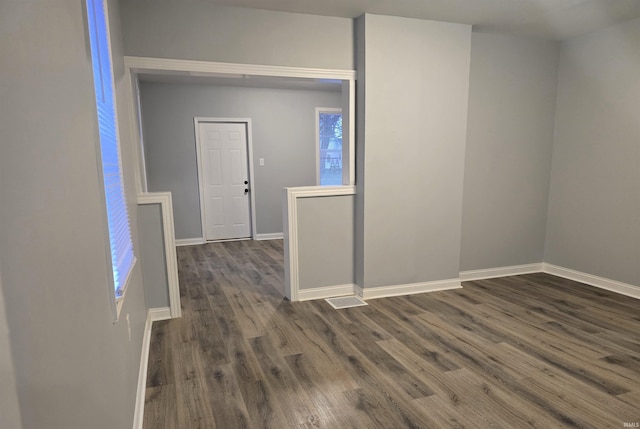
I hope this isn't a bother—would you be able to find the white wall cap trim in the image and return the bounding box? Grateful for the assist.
[285,185,356,198]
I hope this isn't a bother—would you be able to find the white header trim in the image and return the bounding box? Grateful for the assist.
[124,56,356,80]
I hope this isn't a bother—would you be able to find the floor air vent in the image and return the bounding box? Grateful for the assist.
[325,295,368,309]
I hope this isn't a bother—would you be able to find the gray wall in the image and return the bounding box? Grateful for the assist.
[356,14,471,288]
[0,269,22,429]
[297,196,355,289]
[354,16,367,289]
[139,82,342,238]
[545,18,640,286]
[0,1,148,427]
[120,2,354,69]
[138,204,170,308]
[461,32,559,271]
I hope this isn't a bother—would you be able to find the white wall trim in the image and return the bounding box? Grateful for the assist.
[255,233,284,241]
[355,278,462,300]
[283,185,356,301]
[132,307,171,429]
[175,237,206,247]
[460,263,544,282]
[542,263,640,300]
[123,56,356,208]
[132,313,152,429]
[297,284,356,301]
[124,56,357,81]
[194,117,257,241]
[137,193,182,318]
[148,307,172,321]
[122,61,147,193]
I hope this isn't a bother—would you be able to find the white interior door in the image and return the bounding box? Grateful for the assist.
[198,122,251,241]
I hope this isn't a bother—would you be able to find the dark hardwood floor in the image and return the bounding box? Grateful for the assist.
[143,239,640,428]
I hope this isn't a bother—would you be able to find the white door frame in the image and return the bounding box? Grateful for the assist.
[194,117,257,240]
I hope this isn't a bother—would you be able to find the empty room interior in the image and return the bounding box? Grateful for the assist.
[1,0,639,428]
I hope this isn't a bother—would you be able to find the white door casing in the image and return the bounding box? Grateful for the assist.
[196,121,251,241]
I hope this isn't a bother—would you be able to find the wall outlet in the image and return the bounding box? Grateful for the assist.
[259,158,265,166]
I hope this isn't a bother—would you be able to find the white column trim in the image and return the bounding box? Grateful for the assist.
[137,192,182,318]
[283,186,356,301]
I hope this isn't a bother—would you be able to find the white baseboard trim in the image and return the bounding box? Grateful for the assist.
[148,307,172,321]
[133,307,170,429]
[355,278,462,300]
[255,233,284,241]
[460,263,543,282]
[297,284,356,301]
[542,263,640,300]
[175,237,205,247]
[133,309,153,429]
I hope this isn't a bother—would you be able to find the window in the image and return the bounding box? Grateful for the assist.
[316,108,343,186]
[86,0,135,306]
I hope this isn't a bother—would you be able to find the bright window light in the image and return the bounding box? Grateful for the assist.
[86,0,135,300]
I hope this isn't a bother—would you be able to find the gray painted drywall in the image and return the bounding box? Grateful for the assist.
[297,196,355,289]
[460,32,559,271]
[0,268,22,429]
[354,16,367,289]
[138,204,170,308]
[119,2,354,69]
[356,14,471,288]
[139,82,342,238]
[0,1,147,428]
[545,19,640,286]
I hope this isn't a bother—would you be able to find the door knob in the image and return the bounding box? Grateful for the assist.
[244,180,248,185]
[244,188,249,194]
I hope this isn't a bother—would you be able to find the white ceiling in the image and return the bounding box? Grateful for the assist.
[197,0,640,40]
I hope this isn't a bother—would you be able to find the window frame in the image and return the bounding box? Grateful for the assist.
[315,107,343,186]
[86,0,136,319]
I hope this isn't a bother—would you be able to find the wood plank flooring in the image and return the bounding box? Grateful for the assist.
[143,239,640,428]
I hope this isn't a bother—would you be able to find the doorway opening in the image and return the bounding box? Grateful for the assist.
[125,57,355,243]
